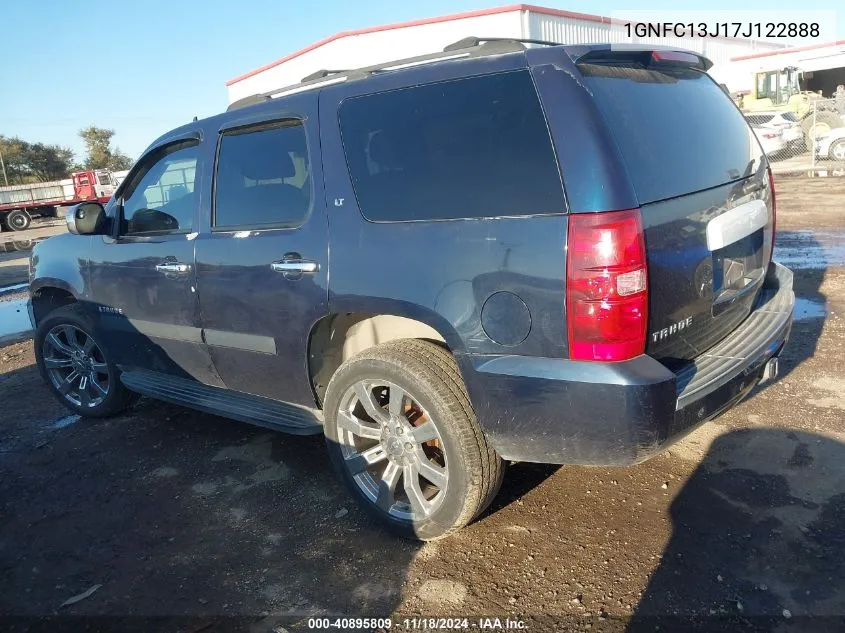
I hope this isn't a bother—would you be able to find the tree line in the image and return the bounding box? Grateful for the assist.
[0,127,133,186]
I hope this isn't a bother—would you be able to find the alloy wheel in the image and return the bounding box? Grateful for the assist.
[42,324,110,408]
[336,380,448,522]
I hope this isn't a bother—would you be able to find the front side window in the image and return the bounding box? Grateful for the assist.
[121,142,198,235]
[214,122,311,229]
[339,71,565,222]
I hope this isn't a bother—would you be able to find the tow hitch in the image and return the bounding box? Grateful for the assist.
[760,356,779,384]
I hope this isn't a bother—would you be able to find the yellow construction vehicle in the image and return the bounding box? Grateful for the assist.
[738,66,844,140]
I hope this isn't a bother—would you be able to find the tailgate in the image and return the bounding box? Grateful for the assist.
[642,174,772,361]
[578,57,773,362]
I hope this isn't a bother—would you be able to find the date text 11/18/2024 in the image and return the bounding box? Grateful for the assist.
[306,617,528,629]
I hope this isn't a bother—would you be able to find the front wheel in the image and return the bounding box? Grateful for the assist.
[6,209,32,231]
[35,304,139,417]
[323,339,504,541]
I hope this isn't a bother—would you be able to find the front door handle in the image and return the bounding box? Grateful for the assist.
[155,262,192,274]
[271,255,320,276]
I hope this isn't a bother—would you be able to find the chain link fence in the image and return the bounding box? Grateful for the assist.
[749,97,845,176]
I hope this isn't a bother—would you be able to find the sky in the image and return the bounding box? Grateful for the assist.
[1,0,842,164]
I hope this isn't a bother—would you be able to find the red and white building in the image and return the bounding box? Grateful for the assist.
[724,39,845,95]
[226,4,785,103]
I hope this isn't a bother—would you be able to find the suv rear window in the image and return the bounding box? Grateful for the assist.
[339,71,565,222]
[580,64,763,204]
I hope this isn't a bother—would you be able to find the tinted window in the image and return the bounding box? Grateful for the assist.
[339,71,564,222]
[581,64,762,204]
[214,122,311,229]
[122,143,198,235]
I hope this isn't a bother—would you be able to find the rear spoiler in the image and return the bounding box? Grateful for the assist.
[565,44,713,72]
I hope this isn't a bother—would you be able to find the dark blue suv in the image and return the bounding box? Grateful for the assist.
[28,39,794,540]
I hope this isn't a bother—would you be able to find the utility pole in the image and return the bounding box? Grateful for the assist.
[0,145,8,186]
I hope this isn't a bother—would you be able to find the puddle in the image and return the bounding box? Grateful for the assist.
[0,298,32,345]
[775,230,845,270]
[0,283,29,296]
[0,235,47,255]
[794,297,828,321]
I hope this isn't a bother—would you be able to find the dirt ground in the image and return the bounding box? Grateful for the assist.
[1,178,844,633]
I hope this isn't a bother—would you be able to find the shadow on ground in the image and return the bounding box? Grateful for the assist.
[628,428,845,633]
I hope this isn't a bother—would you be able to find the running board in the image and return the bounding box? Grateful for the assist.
[120,370,323,435]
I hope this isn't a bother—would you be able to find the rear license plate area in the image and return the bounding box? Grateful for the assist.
[711,230,765,315]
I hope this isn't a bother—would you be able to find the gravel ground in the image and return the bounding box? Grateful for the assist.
[0,178,843,633]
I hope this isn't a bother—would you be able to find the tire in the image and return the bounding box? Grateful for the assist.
[6,209,31,231]
[829,139,845,162]
[35,304,139,418]
[802,111,844,142]
[323,339,504,541]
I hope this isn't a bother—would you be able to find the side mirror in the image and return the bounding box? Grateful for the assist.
[66,202,107,235]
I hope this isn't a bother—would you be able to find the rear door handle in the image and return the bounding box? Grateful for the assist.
[271,256,320,275]
[155,262,192,274]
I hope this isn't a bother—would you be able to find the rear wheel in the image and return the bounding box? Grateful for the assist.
[6,209,31,231]
[323,339,504,540]
[35,304,139,417]
[829,139,845,162]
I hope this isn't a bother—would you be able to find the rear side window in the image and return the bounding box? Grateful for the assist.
[339,71,565,222]
[580,64,763,204]
[214,122,311,230]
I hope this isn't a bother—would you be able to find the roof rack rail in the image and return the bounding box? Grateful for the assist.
[228,36,539,111]
[443,36,560,52]
[226,94,272,111]
[300,68,349,82]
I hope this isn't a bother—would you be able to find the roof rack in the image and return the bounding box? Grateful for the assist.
[443,36,560,52]
[300,68,349,82]
[227,36,542,112]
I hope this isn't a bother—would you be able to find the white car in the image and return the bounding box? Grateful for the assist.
[814,128,845,161]
[751,126,788,157]
[745,112,804,148]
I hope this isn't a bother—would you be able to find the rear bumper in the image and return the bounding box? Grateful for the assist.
[461,261,794,466]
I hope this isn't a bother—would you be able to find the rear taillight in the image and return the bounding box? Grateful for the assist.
[767,167,777,262]
[567,209,648,362]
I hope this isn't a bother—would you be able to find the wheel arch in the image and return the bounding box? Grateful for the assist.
[307,310,459,407]
[30,283,78,327]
